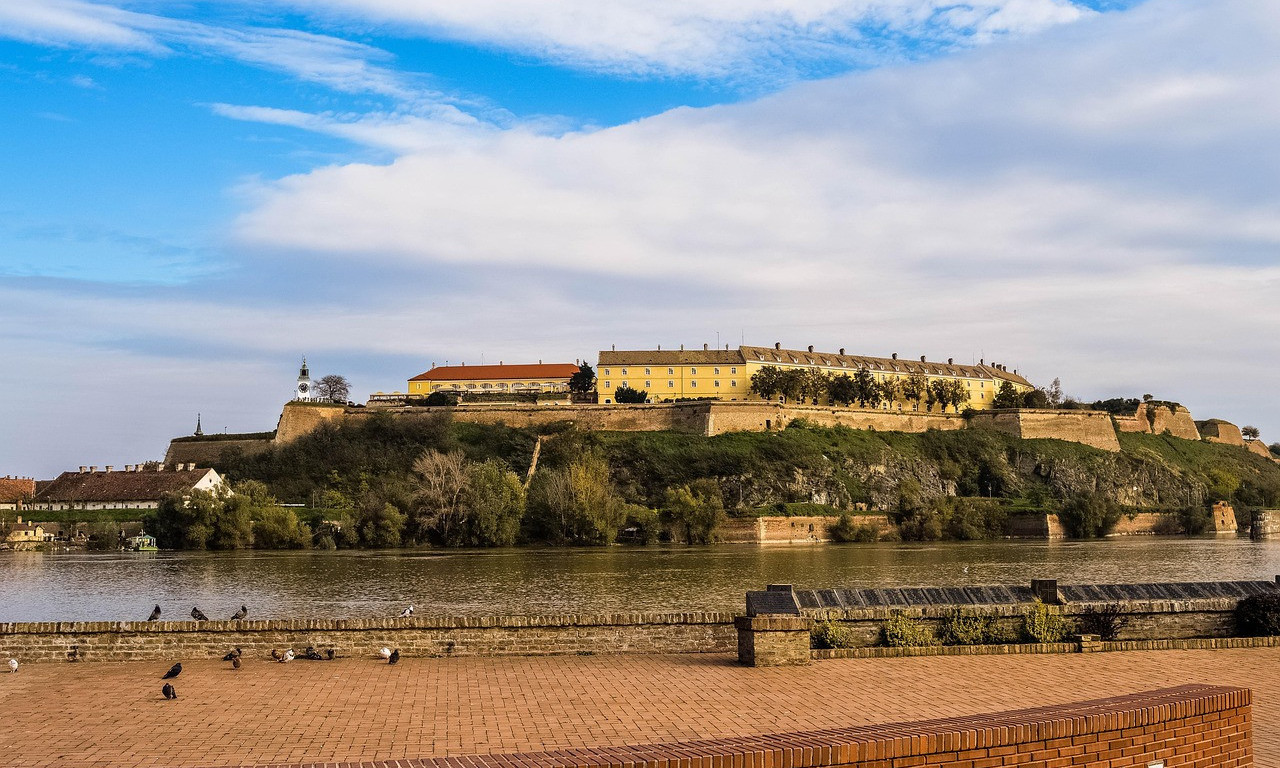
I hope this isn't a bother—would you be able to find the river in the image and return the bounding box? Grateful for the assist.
[3,537,1280,623]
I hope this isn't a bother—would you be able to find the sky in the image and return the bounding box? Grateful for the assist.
[2,0,1277,478]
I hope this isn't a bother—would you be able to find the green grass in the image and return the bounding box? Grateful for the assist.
[14,509,146,524]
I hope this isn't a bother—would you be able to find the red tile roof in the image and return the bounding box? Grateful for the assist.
[33,469,217,504]
[410,363,579,382]
[0,477,35,503]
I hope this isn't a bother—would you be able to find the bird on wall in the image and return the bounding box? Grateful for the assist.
[191,607,209,621]
[221,648,241,661]
[148,605,162,621]
[7,659,17,673]
[399,606,414,618]
[303,646,323,660]
[161,663,182,679]
[230,605,248,621]
[162,683,177,700]
[379,647,391,660]
[388,649,400,665]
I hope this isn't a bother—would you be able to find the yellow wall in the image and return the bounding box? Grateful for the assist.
[407,377,570,395]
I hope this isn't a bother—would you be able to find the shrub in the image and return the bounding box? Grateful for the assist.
[937,610,1009,645]
[424,391,458,406]
[1235,593,1280,637]
[882,612,937,647]
[827,513,879,542]
[613,386,648,404]
[253,507,311,549]
[1057,493,1122,538]
[1074,604,1130,640]
[811,621,857,649]
[660,479,726,544]
[619,504,661,544]
[1022,602,1069,643]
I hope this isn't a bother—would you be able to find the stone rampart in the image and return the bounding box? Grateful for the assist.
[1248,440,1274,459]
[720,515,892,543]
[163,436,274,467]
[704,402,965,436]
[0,612,735,664]
[274,401,353,443]
[1198,418,1245,446]
[969,409,1120,452]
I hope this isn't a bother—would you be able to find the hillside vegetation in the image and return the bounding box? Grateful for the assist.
[185,411,1280,549]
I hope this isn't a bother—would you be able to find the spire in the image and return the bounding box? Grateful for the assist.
[195,413,203,436]
[299,356,309,378]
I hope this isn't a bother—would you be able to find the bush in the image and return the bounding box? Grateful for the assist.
[1057,493,1122,538]
[811,621,857,649]
[613,386,648,404]
[661,479,726,544]
[937,610,1009,645]
[524,454,626,545]
[424,391,459,406]
[1235,593,1280,637]
[1074,604,1130,640]
[827,513,880,543]
[1022,602,1069,643]
[882,612,937,647]
[618,505,661,544]
[253,507,311,549]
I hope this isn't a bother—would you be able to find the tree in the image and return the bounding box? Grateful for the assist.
[147,485,251,550]
[827,373,857,407]
[661,480,726,544]
[461,460,525,546]
[614,385,648,403]
[852,368,880,407]
[799,368,830,404]
[253,507,311,549]
[569,362,595,394]
[1046,377,1064,408]
[409,450,469,545]
[879,378,901,408]
[424,390,458,406]
[945,380,969,413]
[316,374,351,402]
[525,454,625,545]
[1021,388,1050,409]
[357,498,405,548]
[778,369,806,403]
[750,366,782,400]
[901,373,928,410]
[992,381,1020,409]
[1242,426,1261,441]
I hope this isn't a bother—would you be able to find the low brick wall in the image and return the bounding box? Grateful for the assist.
[309,685,1248,768]
[0,612,736,664]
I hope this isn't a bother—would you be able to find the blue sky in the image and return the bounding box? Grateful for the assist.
[4,0,1280,477]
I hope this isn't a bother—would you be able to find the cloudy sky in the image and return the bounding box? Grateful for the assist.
[2,0,1277,477]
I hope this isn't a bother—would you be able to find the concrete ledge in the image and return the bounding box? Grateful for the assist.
[813,634,1280,659]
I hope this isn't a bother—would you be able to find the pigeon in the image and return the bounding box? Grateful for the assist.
[191,607,209,621]
[148,605,162,622]
[221,648,242,661]
[379,647,391,660]
[280,649,295,663]
[303,646,323,661]
[162,683,177,700]
[271,649,282,661]
[399,605,414,618]
[7,659,17,674]
[325,649,335,661]
[230,605,248,621]
[231,657,241,670]
[388,649,400,665]
[162,663,182,679]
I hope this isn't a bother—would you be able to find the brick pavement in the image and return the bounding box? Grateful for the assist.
[0,647,1272,768]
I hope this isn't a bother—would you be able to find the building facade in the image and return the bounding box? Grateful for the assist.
[597,344,1033,410]
[407,362,580,396]
[29,464,224,511]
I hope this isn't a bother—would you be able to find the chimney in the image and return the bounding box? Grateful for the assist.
[839,348,845,355]
[947,358,953,365]
[703,343,708,351]
[980,358,985,365]
[807,345,814,353]
[79,466,87,473]
[892,353,898,360]
[774,342,781,350]
[920,356,926,362]
[90,466,98,472]
[680,344,684,351]
[611,344,616,351]
[657,344,661,350]
[105,466,113,473]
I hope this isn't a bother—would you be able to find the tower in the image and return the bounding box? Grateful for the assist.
[194,413,203,436]
[295,357,313,401]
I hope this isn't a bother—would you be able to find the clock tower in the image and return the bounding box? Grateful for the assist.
[295,357,314,401]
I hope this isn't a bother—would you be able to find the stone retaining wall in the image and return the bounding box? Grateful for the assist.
[0,612,736,664]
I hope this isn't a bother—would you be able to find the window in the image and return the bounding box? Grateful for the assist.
[645,368,651,375]
[645,381,651,388]
[730,367,737,374]
[604,381,610,388]
[714,368,720,375]
[730,380,737,387]
[690,367,697,374]
[603,368,610,376]
[714,380,721,388]
[668,381,674,388]
[980,392,985,399]
[668,367,674,375]
[621,368,628,375]
[621,381,628,389]
[690,380,697,388]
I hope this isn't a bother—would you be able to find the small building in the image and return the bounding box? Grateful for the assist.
[28,464,224,511]
[407,362,580,396]
[4,517,48,544]
[0,476,35,510]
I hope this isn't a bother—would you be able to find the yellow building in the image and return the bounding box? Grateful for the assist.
[597,344,1033,410]
[408,362,580,396]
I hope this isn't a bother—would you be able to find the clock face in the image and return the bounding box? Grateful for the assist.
[298,383,309,393]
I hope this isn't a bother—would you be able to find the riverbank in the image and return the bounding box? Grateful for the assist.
[0,648,1271,768]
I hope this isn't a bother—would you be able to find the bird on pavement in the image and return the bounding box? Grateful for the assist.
[271,649,282,661]
[191,607,209,621]
[161,663,182,679]
[280,649,295,663]
[230,605,248,621]
[379,647,391,660]
[231,656,241,670]
[325,649,335,660]
[399,606,414,618]
[221,648,242,661]
[388,649,400,665]
[303,646,323,661]
[162,683,177,700]
[147,605,162,622]
[7,659,17,674]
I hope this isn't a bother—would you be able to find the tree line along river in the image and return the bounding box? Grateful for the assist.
[3,537,1280,623]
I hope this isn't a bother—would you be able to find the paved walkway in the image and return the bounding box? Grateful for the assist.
[0,647,1274,768]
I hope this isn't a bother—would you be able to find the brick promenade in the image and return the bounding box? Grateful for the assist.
[0,647,1272,768]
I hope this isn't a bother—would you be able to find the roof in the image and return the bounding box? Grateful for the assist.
[410,363,580,382]
[738,345,1033,387]
[33,469,217,503]
[0,477,35,503]
[598,349,747,366]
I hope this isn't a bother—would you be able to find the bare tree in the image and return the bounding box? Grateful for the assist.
[316,374,351,402]
[409,450,469,544]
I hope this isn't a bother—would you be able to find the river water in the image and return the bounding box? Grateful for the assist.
[3,537,1280,623]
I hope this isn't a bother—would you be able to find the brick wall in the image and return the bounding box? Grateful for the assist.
[704,402,967,436]
[0,613,736,664]
[338,685,1248,768]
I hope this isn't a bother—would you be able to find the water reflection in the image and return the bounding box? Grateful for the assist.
[2,537,1279,622]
